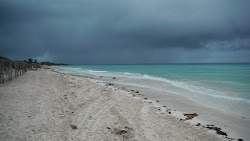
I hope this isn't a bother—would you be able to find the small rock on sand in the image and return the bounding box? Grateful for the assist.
[70,125,78,130]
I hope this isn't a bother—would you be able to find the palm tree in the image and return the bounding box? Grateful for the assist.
[28,58,33,64]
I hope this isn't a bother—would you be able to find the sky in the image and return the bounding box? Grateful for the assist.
[0,0,250,64]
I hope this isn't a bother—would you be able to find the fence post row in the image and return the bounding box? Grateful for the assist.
[0,59,33,84]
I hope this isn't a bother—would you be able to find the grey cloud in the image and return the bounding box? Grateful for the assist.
[0,0,250,64]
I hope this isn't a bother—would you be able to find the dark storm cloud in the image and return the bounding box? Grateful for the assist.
[0,0,250,64]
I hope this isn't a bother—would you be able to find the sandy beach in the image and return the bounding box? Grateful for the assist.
[0,69,248,141]
[1,0,250,140]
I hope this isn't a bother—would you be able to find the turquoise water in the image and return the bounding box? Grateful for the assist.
[55,64,250,116]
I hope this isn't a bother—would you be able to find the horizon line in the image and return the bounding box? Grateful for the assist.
[69,62,250,65]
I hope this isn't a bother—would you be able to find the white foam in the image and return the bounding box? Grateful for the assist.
[141,74,250,103]
[124,72,131,75]
[88,70,107,73]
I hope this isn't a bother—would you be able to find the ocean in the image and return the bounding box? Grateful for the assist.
[55,64,250,117]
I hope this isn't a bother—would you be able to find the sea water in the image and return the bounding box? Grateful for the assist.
[55,64,250,117]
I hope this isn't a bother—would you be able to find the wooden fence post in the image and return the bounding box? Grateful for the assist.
[10,62,12,80]
[21,63,22,75]
[20,63,21,75]
[22,63,24,75]
[15,62,17,78]
[1,61,4,83]
[19,63,22,75]
[6,63,8,76]
[17,62,19,76]
[21,63,23,75]
[0,62,1,84]
[8,62,11,81]
[23,64,25,74]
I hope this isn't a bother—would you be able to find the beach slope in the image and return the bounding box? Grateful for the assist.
[0,69,223,141]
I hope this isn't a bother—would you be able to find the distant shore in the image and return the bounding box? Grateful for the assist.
[0,68,249,140]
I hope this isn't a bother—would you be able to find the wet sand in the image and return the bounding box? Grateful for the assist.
[95,75,250,141]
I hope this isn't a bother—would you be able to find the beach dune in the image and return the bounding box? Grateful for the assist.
[0,69,225,140]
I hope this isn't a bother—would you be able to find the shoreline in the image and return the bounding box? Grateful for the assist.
[53,68,250,140]
[0,68,248,140]
[54,65,250,118]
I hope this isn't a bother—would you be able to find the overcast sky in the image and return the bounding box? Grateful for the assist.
[1,0,250,64]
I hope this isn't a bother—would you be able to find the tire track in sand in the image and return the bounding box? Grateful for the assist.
[66,89,123,141]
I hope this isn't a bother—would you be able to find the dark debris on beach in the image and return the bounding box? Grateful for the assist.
[205,125,227,136]
[70,125,78,130]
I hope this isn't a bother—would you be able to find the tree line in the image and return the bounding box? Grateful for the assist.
[23,58,38,64]
[0,56,67,66]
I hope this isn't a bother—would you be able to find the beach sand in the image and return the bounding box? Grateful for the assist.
[0,69,244,140]
[99,76,250,141]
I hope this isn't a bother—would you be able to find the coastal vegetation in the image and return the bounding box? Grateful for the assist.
[0,56,9,60]
[0,56,67,66]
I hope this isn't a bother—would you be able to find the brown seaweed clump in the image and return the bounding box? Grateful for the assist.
[183,113,198,120]
[108,83,114,86]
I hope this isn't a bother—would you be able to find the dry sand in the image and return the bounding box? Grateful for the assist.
[0,69,230,140]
